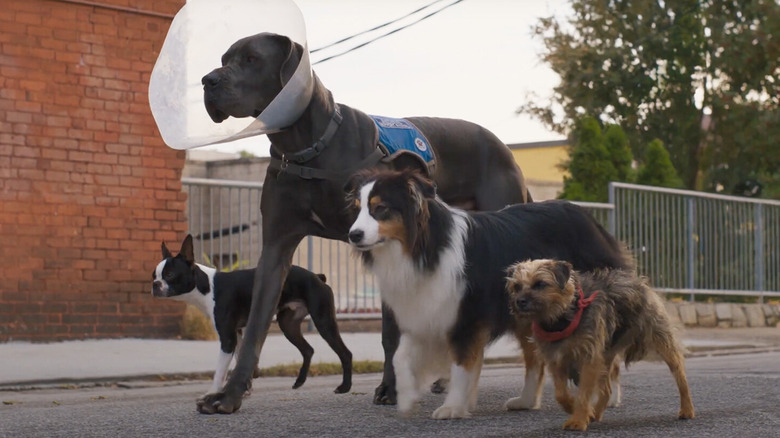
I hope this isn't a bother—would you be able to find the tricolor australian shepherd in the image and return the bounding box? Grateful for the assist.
[346,169,631,419]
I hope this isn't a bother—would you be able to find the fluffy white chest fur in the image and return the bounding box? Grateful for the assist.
[368,212,469,341]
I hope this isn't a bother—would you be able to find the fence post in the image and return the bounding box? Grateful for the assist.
[607,182,616,236]
[686,197,696,302]
[306,235,314,271]
[755,204,765,304]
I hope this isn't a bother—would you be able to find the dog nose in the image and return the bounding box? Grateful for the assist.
[515,297,529,311]
[202,72,221,88]
[348,229,364,244]
[152,281,163,296]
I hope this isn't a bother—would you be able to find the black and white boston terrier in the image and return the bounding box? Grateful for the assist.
[151,234,352,397]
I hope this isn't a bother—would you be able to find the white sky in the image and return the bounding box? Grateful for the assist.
[203,0,571,156]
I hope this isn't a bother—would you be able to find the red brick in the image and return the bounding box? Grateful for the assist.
[1,0,187,342]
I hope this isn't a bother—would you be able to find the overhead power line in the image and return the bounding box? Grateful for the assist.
[312,0,467,66]
[310,0,449,54]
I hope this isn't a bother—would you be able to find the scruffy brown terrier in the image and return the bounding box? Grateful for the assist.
[506,259,695,431]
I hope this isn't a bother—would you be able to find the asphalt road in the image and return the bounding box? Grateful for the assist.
[1,352,778,438]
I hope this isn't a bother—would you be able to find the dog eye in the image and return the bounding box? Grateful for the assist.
[532,281,546,289]
[164,272,176,281]
[245,55,256,64]
[373,204,389,215]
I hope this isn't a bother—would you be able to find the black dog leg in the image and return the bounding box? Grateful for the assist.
[197,232,302,414]
[277,308,314,389]
[374,304,400,405]
[309,295,353,394]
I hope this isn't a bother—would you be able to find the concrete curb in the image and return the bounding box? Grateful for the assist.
[666,301,780,328]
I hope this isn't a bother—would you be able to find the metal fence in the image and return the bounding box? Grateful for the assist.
[609,182,780,301]
[182,178,378,315]
[181,178,780,315]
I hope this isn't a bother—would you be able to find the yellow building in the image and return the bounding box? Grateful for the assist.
[508,139,568,200]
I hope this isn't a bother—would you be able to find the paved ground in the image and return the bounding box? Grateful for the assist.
[1,327,778,388]
[1,352,778,438]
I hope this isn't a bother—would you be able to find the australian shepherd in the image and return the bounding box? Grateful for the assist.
[346,169,631,419]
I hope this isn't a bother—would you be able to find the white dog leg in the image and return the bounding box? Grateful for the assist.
[608,372,622,407]
[432,363,478,419]
[206,351,233,396]
[504,364,543,410]
[394,336,422,416]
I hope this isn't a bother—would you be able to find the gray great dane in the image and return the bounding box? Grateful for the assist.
[197,32,532,414]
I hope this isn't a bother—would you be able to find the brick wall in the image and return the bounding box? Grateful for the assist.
[0,0,188,341]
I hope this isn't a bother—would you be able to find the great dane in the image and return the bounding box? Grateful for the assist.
[196,32,532,414]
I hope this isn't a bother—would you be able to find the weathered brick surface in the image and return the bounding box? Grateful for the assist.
[0,0,187,341]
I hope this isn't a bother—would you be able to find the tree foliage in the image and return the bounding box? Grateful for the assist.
[603,124,634,182]
[636,139,684,188]
[520,0,780,197]
[559,116,619,202]
[559,117,682,202]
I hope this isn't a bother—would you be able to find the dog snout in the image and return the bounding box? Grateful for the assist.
[202,71,222,88]
[348,229,364,244]
[152,280,165,297]
[514,296,530,312]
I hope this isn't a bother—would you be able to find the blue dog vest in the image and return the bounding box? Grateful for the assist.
[370,115,435,175]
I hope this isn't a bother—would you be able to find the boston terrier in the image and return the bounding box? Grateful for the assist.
[151,234,352,397]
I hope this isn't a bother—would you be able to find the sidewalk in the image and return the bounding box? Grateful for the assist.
[1,327,778,388]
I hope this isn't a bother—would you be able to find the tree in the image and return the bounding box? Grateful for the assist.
[636,139,683,188]
[520,0,780,197]
[559,116,619,202]
[603,124,634,182]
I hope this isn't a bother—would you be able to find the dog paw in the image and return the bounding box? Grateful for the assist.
[607,388,621,407]
[292,378,306,390]
[396,391,420,415]
[678,407,695,419]
[373,382,397,405]
[430,378,448,394]
[432,405,470,420]
[562,418,589,431]
[196,391,242,415]
[504,396,540,411]
[334,382,351,394]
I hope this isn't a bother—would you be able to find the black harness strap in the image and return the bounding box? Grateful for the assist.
[270,103,387,181]
[278,104,343,164]
[270,146,385,181]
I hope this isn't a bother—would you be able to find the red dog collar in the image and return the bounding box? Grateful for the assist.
[531,285,599,342]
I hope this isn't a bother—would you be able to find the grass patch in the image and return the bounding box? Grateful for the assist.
[256,360,384,378]
[179,305,217,341]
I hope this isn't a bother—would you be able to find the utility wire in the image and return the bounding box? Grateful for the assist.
[312,0,467,65]
[310,0,449,54]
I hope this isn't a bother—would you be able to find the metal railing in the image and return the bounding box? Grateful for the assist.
[182,178,780,314]
[182,178,379,315]
[609,182,780,301]
[573,201,614,232]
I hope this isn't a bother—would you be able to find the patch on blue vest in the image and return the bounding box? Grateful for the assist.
[370,115,435,175]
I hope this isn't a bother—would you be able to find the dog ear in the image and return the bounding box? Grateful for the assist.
[161,241,173,259]
[271,34,301,87]
[180,234,195,265]
[405,170,436,200]
[552,260,572,290]
[505,261,523,276]
[344,169,374,202]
